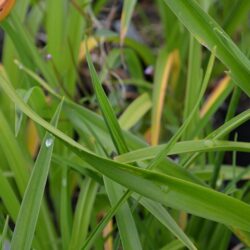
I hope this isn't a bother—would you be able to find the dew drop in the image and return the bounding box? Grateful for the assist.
[45,137,53,148]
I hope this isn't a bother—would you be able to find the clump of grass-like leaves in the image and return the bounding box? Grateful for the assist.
[0,1,249,250]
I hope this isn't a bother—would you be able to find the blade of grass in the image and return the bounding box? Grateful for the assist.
[60,165,72,249]
[160,239,185,250]
[15,87,38,137]
[85,45,196,250]
[0,216,9,250]
[0,109,30,194]
[11,50,216,249]
[0,97,58,250]
[210,87,242,188]
[208,110,249,140]
[151,49,178,145]
[115,140,250,163]
[197,76,234,138]
[2,0,31,87]
[14,50,242,250]
[46,0,66,72]
[207,224,231,250]
[223,0,250,35]
[182,36,202,140]
[119,93,152,130]
[10,100,63,250]
[103,177,143,250]
[68,178,98,250]
[182,109,250,168]
[192,165,250,181]
[14,60,206,187]
[163,0,250,96]
[85,46,128,154]
[84,114,197,250]
[85,46,142,249]
[124,48,144,79]
[2,11,58,87]
[7,49,246,250]
[120,0,137,45]
[2,73,250,234]
[0,170,19,220]
[65,0,87,95]
[13,59,147,151]
[148,47,216,170]
[200,76,232,118]
[139,198,197,250]
[52,155,103,184]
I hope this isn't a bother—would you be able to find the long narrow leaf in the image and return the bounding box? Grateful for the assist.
[13,61,203,186]
[115,140,250,163]
[69,178,98,250]
[119,93,152,130]
[163,0,250,96]
[120,0,137,45]
[85,46,142,249]
[85,47,128,154]
[2,74,250,233]
[10,100,63,250]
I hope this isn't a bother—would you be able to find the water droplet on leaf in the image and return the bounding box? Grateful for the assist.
[45,138,53,148]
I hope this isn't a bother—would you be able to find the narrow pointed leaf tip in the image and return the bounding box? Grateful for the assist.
[0,0,15,22]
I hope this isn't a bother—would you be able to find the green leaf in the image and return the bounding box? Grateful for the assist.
[83,191,197,250]
[0,216,9,249]
[2,73,250,234]
[0,95,58,249]
[115,140,250,163]
[2,11,58,87]
[147,47,216,170]
[69,178,98,250]
[161,239,185,250]
[17,61,204,187]
[182,36,202,140]
[120,0,137,45]
[139,198,197,250]
[181,109,250,168]
[60,166,72,249]
[86,46,143,250]
[208,109,250,139]
[10,100,63,250]
[119,93,152,130]
[0,109,29,195]
[0,170,20,221]
[151,48,170,145]
[85,47,128,154]
[163,0,250,96]
[15,88,34,137]
[103,177,143,250]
